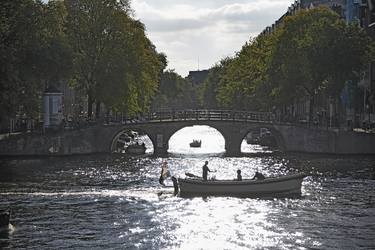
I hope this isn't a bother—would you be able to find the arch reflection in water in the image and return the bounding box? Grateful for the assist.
[168,125,225,155]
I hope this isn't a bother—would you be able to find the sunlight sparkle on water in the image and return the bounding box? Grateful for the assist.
[1,126,374,249]
[159,197,288,250]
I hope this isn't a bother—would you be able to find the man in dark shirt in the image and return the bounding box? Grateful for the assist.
[202,161,211,181]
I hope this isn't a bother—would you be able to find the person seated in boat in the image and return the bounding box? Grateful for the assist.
[252,171,265,180]
[202,161,212,181]
[237,169,242,181]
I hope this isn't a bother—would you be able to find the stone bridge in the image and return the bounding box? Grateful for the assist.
[1,110,375,156]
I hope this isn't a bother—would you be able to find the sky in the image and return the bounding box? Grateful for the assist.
[132,0,295,77]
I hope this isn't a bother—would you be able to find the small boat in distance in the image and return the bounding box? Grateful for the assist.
[189,140,201,148]
[125,142,146,155]
[174,173,306,197]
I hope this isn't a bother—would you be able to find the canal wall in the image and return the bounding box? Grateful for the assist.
[0,126,113,156]
[274,125,375,154]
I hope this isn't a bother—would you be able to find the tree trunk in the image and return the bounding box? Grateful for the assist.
[95,101,101,119]
[87,91,93,119]
[336,95,345,128]
[309,95,314,127]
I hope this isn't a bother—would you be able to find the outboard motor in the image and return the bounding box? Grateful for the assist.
[171,176,179,195]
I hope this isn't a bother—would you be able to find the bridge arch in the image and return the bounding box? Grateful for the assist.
[167,125,225,154]
[109,126,155,153]
[238,124,286,152]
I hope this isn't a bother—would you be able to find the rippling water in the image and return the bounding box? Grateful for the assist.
[1,126,375,249]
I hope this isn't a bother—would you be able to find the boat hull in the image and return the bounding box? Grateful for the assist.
[125,145,146,155]
[177,173,305,197]
[189,141,201,147]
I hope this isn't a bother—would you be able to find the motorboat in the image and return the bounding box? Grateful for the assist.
[174,173,306,197]
[258,134,277,147]
[246,132,259,144]
[125,143,146,155]
[117,133,131,144]
[189,140,201,148]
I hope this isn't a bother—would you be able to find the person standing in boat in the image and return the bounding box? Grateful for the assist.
[237,169,242,181]
[159,161,171,185]
[202,161,212,181]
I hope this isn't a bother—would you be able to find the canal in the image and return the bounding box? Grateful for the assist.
[0,126,374,249]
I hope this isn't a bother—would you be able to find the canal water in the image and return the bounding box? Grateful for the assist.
[0,126,374,249]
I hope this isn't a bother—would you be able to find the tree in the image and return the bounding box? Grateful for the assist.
[65,0,164,118]
[94,17,164,116]
[268,7,374,122]
[151,70,195,110]
[0,0,69,122]
[38,0,72,88]
[199,57,232,109]
[65,0,124,118]
[216,32,277,110]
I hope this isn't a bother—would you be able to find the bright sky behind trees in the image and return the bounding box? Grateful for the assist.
[133,0,295,76]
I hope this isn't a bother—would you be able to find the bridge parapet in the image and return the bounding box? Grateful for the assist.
[110,109,274,124]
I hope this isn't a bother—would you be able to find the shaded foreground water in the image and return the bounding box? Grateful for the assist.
[1,126,375,249]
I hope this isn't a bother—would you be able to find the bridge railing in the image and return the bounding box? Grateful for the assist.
[147,109,273,123]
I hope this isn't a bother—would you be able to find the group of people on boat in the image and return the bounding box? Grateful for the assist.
[159,160,266,185]
[202,161,265,181]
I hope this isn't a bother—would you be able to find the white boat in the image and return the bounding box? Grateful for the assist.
[125,143,146,154]
[176,173,306,197]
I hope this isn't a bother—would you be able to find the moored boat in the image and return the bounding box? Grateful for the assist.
[117,134,131,144]
[189,140,201,148]
[175,173,306,197]
[125,143,146,155]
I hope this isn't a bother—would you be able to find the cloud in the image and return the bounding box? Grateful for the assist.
[132,0,294,76]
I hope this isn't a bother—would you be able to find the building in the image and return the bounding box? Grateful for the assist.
[186,70,209,87]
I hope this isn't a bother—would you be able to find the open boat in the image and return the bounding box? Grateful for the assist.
[175,173,306,197]
[189,140,201,148]
[125,143,146,155]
